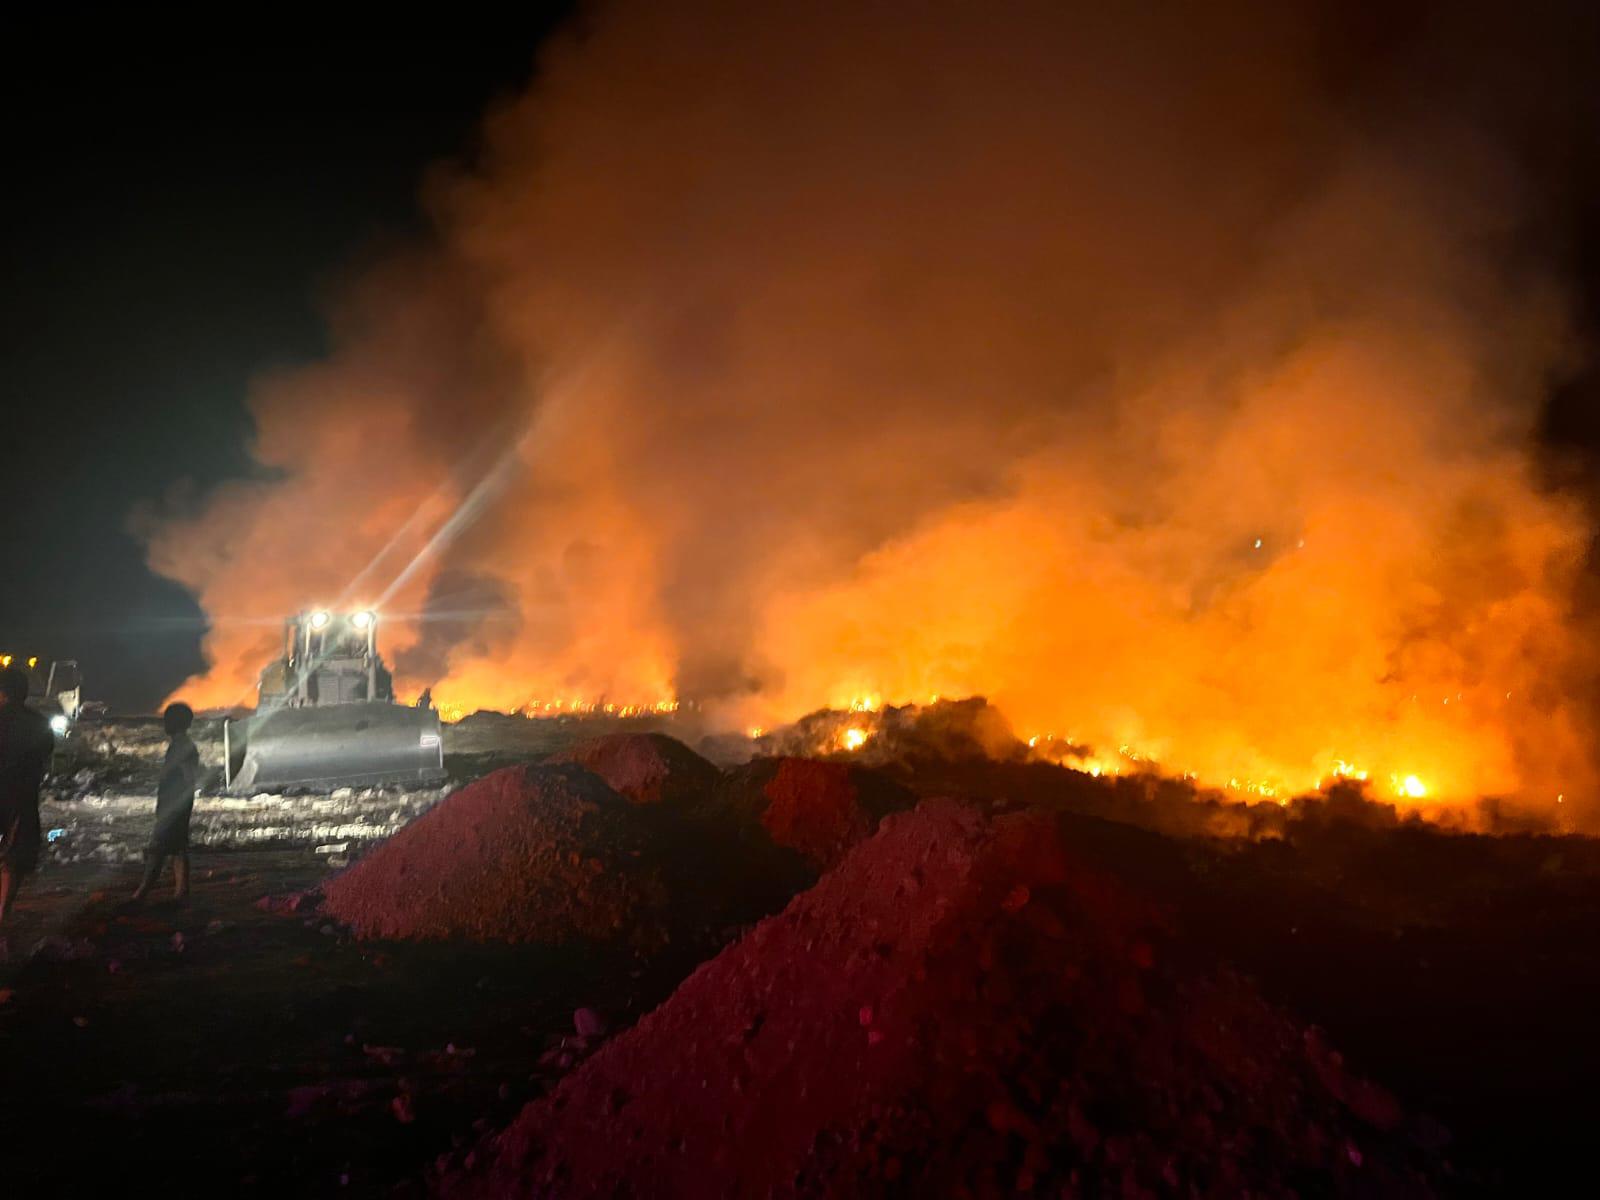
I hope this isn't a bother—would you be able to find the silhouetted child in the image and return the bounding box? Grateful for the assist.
[132,702,201,903]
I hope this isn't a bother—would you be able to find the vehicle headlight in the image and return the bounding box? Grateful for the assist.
[49,714,69,736]
[351,610,375,630]
[308,610,331,630]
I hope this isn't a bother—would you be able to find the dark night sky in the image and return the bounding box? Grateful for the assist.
[0,12,570,710]
[2,4,1598,713]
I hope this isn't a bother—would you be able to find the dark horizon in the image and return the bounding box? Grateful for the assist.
[0,15,570,710]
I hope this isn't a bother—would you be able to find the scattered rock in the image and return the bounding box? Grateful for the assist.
[30,935,97,962]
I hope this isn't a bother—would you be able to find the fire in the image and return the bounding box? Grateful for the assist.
[428,694,679,724]
[137,3,1599,829]
[1328,760,1370,784]
[840,727,870,751]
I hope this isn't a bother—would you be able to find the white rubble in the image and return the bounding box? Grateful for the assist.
[38,784,454,866]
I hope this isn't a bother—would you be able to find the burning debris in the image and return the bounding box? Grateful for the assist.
[137,0,1600,828]
[745,696,1028,768]
[14,1,1600,1196]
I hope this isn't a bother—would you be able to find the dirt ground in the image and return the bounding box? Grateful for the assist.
[4,718,1600,1196]
[0,852,720,1198]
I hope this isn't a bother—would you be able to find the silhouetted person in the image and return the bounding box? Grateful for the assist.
[132,703,201,904]
[0,665,53,925]
[415,687,433,710]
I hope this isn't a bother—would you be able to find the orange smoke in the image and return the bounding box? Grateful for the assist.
[141,2,1600,824]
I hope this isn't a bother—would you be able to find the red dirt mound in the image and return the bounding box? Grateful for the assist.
[440,800,1442,1198]
[716,757,916,870]
[759,758,875,869]
[550,732,721,807]
[321,765,669,946]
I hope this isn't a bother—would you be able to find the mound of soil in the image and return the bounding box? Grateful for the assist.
[321,765,670,946]
[440,800,1443,1198]
[550,733,722,807]
[717,757,917,870]
[759,759,886,869]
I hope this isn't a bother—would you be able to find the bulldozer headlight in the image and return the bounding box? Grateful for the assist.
[351,610,375,630]
[308,610,331,630]
[49,714,69,736]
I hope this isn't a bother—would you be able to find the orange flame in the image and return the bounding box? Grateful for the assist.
[138,2,1599,827]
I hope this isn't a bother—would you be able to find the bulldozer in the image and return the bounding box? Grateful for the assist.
[224,609,446,792]
[1,653,89,734]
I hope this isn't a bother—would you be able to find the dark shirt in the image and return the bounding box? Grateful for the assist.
[150,733,201,854]
[0,703,53,869]
[157,734,200,815]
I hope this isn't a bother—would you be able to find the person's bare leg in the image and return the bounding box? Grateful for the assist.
[0,864,15,923]
[131,852,165,902]
[172,853,190,902]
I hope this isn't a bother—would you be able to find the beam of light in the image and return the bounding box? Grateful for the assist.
[376,442,526,610]
[372,347,624,614]
[212,336,633,715]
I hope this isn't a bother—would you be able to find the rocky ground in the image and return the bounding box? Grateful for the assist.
[2,708,1598,1196]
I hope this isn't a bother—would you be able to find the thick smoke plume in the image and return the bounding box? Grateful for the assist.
[143,1,1600,823]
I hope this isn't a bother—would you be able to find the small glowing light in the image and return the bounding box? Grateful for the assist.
[308,610,331,630]
[351,610,375,630]
[842,727,869,751]
[0,655,10,666]
[49,714,69,736]
[27,656,37,668]
[748,726,764,739]
[1398,774,1426,799]
[1028,735,1039,748]
[1557,794,1565,804]
[1253,538,1262,549]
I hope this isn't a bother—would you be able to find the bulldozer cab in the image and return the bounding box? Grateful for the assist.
[7,655,83,721]
[264,610,393,708]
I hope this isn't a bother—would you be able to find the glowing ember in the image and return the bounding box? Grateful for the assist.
[1396,774,1428,799]
[841,727,870,751]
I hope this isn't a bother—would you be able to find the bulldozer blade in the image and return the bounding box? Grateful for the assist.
[227,702,446,792]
